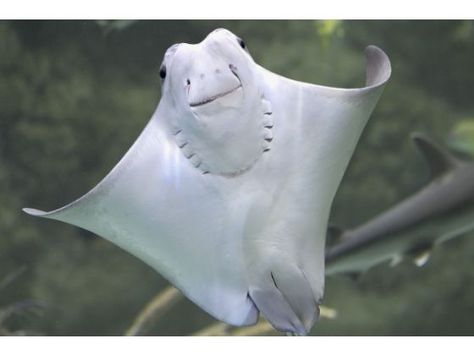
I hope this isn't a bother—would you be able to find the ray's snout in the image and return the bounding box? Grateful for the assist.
[187,62,242,108]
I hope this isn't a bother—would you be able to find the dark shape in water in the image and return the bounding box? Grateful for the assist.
[326,132,474,275]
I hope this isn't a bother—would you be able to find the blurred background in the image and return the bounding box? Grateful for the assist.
[1,20,474,335]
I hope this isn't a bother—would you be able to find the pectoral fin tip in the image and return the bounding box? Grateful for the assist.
[22,208,48,216]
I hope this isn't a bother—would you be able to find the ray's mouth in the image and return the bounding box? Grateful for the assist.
[189,84,242,107]
[189,64,242,108]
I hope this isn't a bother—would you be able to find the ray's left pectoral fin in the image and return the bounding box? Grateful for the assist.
[21,123,157,230]
[23,208,47,217]
[23,184,103,228]
[23,118,259,328]
[299,45,391,110]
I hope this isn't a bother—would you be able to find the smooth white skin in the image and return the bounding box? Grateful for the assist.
[24,29,391,335]
[163,29,269,175]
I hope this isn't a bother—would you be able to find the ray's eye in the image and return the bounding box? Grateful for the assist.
[159,65,167,80]
[237,37,246,50]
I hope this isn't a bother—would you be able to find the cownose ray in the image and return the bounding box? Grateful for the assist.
[23,28,391,335]
[326,132,474,276]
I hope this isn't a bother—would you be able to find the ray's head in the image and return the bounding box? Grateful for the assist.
[159,28,258,118]
[157,29,272,176]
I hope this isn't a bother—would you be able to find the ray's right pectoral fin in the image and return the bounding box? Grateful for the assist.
[364,45,392,87]
[307,45,392,110]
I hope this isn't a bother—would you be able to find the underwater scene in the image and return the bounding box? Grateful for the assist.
[1,20,474,335]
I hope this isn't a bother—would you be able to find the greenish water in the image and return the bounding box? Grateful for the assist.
[1,20,474,335]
